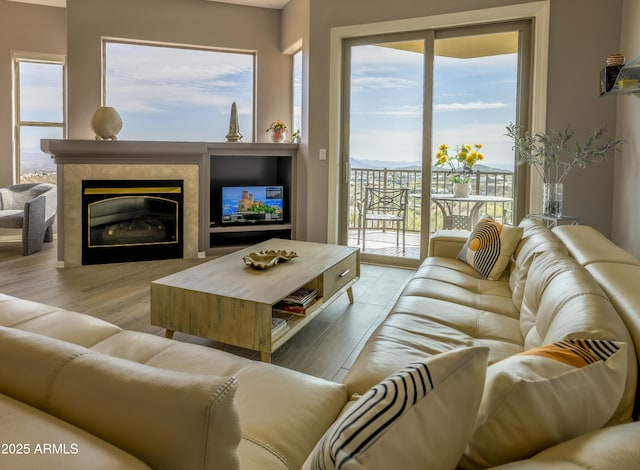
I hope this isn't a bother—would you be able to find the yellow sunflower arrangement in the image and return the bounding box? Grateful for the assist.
[434,143,485,183]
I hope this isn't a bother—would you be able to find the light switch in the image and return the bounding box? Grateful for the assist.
[319,148,327,160]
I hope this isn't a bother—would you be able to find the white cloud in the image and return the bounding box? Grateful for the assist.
[351,75,415,91]
[106,42,254,114]
[351,44,423,68]
[359,105,423,118]
[434,101,509,112]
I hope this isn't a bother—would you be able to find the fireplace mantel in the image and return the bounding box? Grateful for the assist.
[41,140,299,267]
[42,140,209,165]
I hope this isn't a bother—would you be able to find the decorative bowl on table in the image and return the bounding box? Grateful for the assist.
[242,250,298,270]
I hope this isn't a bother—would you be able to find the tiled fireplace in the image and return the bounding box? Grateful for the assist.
[42,140,207,267]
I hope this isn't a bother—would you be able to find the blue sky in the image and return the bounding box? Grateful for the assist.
[20,39,518,176]
[349,43,518,170]
[106,42,255,142]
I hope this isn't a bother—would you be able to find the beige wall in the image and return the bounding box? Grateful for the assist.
[282,0,310,239]
[304,0,623,242]
[66,0,291,142]
[612,0,640,256]
[544,0,621,236]
[0,0,66,187]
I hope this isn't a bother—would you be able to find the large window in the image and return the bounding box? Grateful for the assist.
[104,40,255,142]
[13,55,65,184]
[292,50,302,141]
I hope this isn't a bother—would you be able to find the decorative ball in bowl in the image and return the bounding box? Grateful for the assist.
[242,250,298,270]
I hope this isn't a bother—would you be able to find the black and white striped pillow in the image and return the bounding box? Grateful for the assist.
[306,346,489,470]
[311,362,433,470]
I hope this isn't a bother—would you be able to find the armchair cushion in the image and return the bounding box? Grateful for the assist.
[0,210,24,229]
[0,183,57,255]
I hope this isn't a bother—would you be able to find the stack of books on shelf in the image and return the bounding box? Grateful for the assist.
[273,287,323,316]
[271,316,290,339]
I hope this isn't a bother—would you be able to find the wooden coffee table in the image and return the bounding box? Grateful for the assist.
[150,239,360,362]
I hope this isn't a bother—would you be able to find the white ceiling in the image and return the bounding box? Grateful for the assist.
[9,0,290,9]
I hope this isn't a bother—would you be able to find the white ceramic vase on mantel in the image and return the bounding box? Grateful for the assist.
[91,106,123,140]
[270,130,287,143]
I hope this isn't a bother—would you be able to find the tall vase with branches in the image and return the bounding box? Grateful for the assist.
[506,124,623,216]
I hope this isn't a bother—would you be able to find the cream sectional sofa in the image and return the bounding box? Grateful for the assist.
[343,218,640,468]
[1,218,639,469]
[0,298,348,470]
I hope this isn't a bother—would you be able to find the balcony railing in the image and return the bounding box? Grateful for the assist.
[349,167,514,234]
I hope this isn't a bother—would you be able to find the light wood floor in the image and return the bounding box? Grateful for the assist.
[0,235,414,382]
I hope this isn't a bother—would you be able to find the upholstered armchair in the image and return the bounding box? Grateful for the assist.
[0,183,57,255]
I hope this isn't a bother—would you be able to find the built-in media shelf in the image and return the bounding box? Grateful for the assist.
[207,143,298,255]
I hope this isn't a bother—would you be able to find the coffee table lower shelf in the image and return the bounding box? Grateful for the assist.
[270,283,355,356]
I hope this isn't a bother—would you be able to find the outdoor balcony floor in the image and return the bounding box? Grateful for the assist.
[347,228,421,259]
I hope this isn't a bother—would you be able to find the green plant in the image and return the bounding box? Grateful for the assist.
[506,123,623,184]
[434,143,485,183]
[266,120,288,133]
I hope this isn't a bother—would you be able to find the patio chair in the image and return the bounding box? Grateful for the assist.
[0,183,57,255]
[360,187,409,255]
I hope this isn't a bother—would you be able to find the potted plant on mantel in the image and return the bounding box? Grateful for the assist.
[506,123,623,217]
[266,120,288,143]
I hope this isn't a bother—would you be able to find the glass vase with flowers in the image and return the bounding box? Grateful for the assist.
[266,120,288,143]
[506,124,623,217]
[434,143,485,197]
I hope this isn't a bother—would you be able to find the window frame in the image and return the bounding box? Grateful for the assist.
[292,48,303,142]
[12,52,66,184]
[327,2,550,247]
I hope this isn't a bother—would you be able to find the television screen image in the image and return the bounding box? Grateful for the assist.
[221,186,284,224]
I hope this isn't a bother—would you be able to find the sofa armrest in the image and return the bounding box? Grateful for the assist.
[22,193,47,256]
[428,229,470,258]
[0,327,242,470]
[489,422,640,469]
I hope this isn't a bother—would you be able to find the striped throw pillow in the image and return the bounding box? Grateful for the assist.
[460,338,627,469]
[304,346,489,470]
[458,215,523,280]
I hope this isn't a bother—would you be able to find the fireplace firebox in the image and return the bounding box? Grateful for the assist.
[82,180,183,265]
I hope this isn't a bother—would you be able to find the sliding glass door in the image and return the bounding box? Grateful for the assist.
[339,21,531,266]
[340,33,431,265]
[430,23,530,235]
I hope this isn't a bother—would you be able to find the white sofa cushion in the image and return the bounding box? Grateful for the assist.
[304,346,488,470]
[460,338,628,469]
[485,422,640,469]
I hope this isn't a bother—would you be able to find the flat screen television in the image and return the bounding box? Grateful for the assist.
[221,185,284,224]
